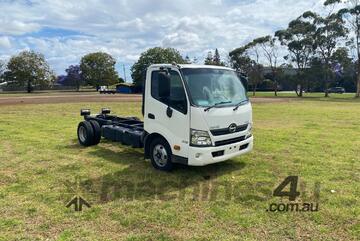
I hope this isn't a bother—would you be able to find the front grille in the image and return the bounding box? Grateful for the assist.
[210,124,248,136]
[214,136,245,147]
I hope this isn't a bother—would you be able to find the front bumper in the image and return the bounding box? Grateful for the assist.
[187,136,253,166]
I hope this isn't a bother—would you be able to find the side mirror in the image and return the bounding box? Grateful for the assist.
[238,73,248,92]
[166,106,173,118]
[158,72,171,98]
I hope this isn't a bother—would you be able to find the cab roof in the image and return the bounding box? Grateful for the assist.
[149,64,234,71]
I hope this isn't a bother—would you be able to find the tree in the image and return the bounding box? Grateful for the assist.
[118,77,125,83]
[325,0,360,97]
[80,52,119,88]
[245,42,265,96]
[251,36,281,96]
[306,57,327,92]
[331,47,356,92]
[214,49,221,65]
[230,43,264,96]
[275,16,317,97]
[204,51,214,65]
[332,47,353,71]
[64,65,82,91]
[302,10,347,97]
[5,51,55,93]
[230,46,252,73]
[0,60,5,82]
[204,49,225,66]
[131,47,186,87]
[248,64,264,96]
[213,48,226,66]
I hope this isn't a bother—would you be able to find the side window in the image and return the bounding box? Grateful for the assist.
[151,70,188,114]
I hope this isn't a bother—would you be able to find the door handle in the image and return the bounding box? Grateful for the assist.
[148,113,155,119]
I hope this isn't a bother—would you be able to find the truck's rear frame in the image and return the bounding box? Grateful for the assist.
[81,108,145,148]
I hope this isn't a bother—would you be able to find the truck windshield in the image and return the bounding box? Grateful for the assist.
[181,68,248,108]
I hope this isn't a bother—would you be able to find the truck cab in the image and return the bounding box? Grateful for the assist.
[143,64,253,170]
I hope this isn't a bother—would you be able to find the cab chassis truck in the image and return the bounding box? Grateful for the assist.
[77,64,253,171]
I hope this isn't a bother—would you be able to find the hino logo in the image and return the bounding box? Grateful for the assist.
[229,123,237,133]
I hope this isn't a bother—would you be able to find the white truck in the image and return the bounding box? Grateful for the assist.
[99,85,116,94]
[77,64,253,171]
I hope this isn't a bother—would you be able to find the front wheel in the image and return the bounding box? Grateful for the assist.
[149,138,173,171]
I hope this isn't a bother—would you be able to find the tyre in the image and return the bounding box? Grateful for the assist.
[89,120,101,145]
[77,121,94,147]
[149,138,173,171]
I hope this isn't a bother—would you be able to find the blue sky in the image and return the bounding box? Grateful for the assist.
[0,0,325,81]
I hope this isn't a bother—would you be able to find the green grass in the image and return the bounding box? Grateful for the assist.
[0,100,359,240]
[251,91,357,99]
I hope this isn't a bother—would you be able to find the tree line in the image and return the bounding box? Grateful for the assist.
[230,0,360,98]
[0,47,222,93]
[0,51,121,93]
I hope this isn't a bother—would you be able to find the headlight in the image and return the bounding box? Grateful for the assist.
[190,129,212,147]
[248,123,252,132]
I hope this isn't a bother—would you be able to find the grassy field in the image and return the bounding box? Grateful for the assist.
[0,99,359,240]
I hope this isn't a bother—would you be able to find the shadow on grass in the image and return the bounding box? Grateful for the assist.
[70,143,250,204]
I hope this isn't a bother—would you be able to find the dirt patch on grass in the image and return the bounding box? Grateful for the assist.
[0,93,142,105]
[0,93,294,106]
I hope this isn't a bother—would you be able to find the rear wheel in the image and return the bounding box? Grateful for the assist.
[89,120,101,145]
[77,121,94,147]
[149,138,173,171]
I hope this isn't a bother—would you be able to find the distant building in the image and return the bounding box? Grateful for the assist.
[116,83,133,94]
[263,67,298,76]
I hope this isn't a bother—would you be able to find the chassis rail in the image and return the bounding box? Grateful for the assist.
[81,108,145,148]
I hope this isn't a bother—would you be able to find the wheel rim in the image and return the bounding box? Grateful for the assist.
[78,126,87,142]
[152,144,168,167]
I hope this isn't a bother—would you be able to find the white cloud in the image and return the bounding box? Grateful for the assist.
[0,0,327,77]
[0,20,40,35]
[0,36,12,48]
[162,31,201,51]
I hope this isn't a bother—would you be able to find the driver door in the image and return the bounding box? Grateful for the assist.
[144,67,190,158]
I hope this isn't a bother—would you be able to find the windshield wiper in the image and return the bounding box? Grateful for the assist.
[204,101,232,112]
[233,100,249,111]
